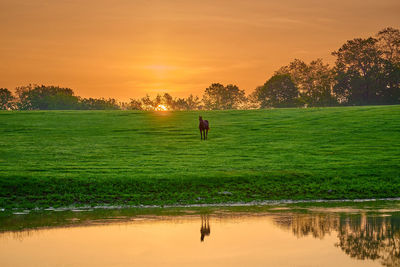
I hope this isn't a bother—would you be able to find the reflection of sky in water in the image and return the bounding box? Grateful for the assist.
[1,207,400,266]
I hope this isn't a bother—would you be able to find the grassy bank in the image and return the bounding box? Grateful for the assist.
[0,106,399,209]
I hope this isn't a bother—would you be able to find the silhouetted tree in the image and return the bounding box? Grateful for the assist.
[0,88,15,110]
[15,84,80,110]
[277,59,337,107]
[253,74,300,108]
[171,94,201,110]
[377,27,400,63]
[173,98,188,110]
[202,83,246,110]
[246,91,261,109]
[377,27,400,104]
[162,93,174,109]
[125,99,143,110]
[332,37,386,105]
[186,94,201,110]
[80,97,120,110]
[153,94,162,108]
[124,94,201,111]
[140,95,154,110]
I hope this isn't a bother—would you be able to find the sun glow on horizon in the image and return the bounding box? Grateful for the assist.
[155,104,168,111]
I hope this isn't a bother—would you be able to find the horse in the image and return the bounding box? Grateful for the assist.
[200,214,211,242]
[199,116,209,140]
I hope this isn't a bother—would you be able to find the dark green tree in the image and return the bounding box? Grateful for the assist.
[253,74,300,108]
[377,27,400,63]
[277,59,337,107]
[15,84,80,110]
[377,27,400,104]
[332,37,385,105]
[0,88,15,110]
[202,83,246,110]
[80,98,120,110]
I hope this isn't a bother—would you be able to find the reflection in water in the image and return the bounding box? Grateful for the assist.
[2,204,400,266]
[273,213,400,267]
[200,214,211,242]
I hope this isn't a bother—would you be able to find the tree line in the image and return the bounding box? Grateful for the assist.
[1,27,399,111]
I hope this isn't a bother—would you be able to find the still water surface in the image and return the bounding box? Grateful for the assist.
[1,202,400,267]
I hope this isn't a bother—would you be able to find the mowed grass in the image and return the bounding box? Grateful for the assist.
[0,106,400,209]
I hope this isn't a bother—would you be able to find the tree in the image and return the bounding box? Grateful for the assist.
[123,93,201,111]
[15,84,80,110]
[80,98,120,110]
[332,37,385,105]
[125,99,143,110]
[0,88,15,110]
[173,98,188,110]
[253,74,300,108]
[172,94,201,110]
[153,94,162,108]
[377,27,400,63]
[162,93,174,109]
[277,59,337,107]
[377,27,400,104]
[246,91,261,109]
[140,95,154,110]
[186,94,201,110]
[202,83,246,110]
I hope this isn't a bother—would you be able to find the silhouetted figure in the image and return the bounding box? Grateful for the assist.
[200,214,211,242]
[199,116,209,140]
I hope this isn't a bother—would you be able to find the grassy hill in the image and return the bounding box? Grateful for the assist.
[1,106,399,209]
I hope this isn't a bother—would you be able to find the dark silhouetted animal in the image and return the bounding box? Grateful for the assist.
[199,116,209,140]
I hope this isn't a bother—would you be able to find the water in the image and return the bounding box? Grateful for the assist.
[1,201,400,267]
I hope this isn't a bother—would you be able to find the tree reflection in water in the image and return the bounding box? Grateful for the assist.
[273,212,400,267]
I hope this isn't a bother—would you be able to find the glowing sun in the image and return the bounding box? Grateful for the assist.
[155,104,168,111]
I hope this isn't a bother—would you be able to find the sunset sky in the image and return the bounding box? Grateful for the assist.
[1,0,399,101]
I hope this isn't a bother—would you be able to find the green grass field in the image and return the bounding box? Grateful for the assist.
[1,106,400,209]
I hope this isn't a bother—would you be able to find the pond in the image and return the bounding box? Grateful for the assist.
[1,201,400,267]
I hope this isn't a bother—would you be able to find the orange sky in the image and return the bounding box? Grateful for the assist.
[1,0,399,101]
